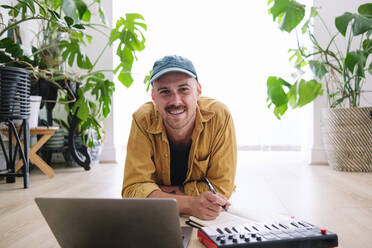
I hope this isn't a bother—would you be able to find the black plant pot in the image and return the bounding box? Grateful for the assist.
[0,66,30,120]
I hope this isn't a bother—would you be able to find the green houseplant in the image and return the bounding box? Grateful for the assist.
[0,0,146,149]
[266,0,372,171]
[266,0,372,118]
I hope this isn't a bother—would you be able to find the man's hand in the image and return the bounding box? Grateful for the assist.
[190,191,231,220]
[148,188,231,220]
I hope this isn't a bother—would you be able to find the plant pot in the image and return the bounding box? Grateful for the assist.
[0,140,9,171]
[321,107,372,172]
[44,128,65,149]
[29,95,42,128]
[88,142,103,165]
[0,66,30,120]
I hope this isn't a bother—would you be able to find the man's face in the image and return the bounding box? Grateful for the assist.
[152,72,201,132]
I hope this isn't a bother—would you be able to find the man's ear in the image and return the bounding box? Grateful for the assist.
[151,88,155,101]
[196,82,202,98]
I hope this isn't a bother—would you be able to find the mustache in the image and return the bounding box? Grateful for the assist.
[165,105,186,112]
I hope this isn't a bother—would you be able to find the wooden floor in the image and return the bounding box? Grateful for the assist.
[0,151,371,248]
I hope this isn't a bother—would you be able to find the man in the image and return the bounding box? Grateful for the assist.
[122,55,237,220]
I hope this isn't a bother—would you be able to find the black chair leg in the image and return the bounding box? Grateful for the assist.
[23,120,29,188]
[1,119,30,188]
[6,122,15,183]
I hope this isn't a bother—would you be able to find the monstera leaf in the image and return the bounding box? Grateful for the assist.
[269,0,305,32]
[267,76,323,119]
[110,13,147,87]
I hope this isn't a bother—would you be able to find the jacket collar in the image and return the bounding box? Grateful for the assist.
[147,101,215,135]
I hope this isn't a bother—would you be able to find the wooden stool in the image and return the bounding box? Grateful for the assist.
[15,127,59,178]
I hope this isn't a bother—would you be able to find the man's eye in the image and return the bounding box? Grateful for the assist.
[160,90,169,95]
[180,88,189,92]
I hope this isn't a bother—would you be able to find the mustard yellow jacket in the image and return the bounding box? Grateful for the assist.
[122,96,237,199]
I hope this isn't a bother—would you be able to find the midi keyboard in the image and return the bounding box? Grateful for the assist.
[197,218,338,248]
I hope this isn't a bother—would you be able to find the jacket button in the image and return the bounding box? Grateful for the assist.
[164,154,168,158]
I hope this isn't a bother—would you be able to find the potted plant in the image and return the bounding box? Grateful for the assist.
[53,89,105,168]
[0,0,147,168]
[266,0,372,171]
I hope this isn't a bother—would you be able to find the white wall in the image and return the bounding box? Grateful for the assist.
[310,0,372,164]
[0,0,39,54]
[83,1,116,162]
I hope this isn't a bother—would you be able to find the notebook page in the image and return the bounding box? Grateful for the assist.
[188,211,254,227]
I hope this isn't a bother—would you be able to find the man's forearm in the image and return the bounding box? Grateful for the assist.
[159,185,184,195]
[148,189,194,216]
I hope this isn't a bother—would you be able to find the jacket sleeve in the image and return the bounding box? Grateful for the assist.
[184,112,237,199]
[121,117,160,198]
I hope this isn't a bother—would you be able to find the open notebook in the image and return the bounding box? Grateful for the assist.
[186,206,291,228]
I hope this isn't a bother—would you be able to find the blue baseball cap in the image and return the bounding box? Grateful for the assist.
[150,55,198,84]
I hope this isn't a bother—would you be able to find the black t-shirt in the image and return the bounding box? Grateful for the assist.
[170,142,191,186]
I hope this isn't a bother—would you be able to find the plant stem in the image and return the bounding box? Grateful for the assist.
[83,24,109,39]
[84,23,109,29]
[31,43,60,57]
[79,69,115,79]
[318,15,343,61]
[325,33,343,69]
[90,42,110,72]
[344,27,354,107]
[309,33,343,74]
[0,16,47,37]
[354,76,360,107]
[325,74,331,106]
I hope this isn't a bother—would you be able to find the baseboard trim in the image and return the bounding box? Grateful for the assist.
[100,145,117,163]
[310,147,328,165]
[237,145,301,151]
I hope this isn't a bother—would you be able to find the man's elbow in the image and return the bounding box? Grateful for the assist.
[122,182,160,198]
[121,185,136,198]
[121,187,129,198]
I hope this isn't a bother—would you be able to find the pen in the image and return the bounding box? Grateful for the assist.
[201,177,228,211]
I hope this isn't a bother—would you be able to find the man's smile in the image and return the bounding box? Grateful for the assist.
[166,106,186,115]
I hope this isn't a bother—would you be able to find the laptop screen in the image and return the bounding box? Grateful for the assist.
[35,197,191,248]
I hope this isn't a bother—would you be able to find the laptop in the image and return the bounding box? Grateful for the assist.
[35,197,192,248]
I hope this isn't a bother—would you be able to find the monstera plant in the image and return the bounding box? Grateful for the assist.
[0,0,146,148]
[266,0,372,119]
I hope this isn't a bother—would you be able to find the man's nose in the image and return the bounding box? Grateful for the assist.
[169,92,182,105]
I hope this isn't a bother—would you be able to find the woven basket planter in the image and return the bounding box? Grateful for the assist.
[321,107,372,172]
